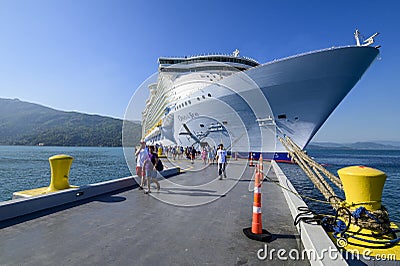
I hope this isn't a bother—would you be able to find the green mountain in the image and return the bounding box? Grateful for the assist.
[0,98,142,147]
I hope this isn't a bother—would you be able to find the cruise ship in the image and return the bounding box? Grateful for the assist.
[141,31,380,162]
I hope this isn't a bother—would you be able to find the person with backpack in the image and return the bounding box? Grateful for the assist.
[190,146,196,164]
[143,145,161,194]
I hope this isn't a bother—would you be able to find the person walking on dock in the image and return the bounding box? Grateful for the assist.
[201,147,208,165]
[211,146,217,165]
[216,144,227,180]
[208,147,213,164]
[135,140,148,190]
[190,146,196,164]
[144,145,161,194]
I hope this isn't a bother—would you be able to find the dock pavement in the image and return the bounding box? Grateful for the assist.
[0,157,308,265]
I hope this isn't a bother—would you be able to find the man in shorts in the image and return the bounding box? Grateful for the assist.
[135,140,149,190]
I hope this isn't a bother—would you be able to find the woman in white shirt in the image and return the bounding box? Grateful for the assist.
[216,144,227,180]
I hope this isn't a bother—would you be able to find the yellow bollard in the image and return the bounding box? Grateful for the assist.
[13,154,77,199]
[338,165,386,211]
[47,154,74,192]
[158,147,162,157]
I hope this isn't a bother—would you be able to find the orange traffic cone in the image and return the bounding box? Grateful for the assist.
[251,165,263,234]
[243,164,272,241]
[249,152,254,167]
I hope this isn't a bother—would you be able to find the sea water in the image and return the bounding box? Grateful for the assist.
[0,146,131,201]
[0,146,399,222]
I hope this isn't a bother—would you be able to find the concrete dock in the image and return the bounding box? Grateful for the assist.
[0,158,309,265]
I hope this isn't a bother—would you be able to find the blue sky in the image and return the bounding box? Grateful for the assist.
[0,0,399,142]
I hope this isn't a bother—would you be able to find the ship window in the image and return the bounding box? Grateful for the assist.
[200,124,205,128]
[197,97,200,101]
[188,100,191,104]
[294,116,299,121]
[202,95,205,99]
[208,93,211,97]
[278,114,286,119]
[185,102,188,106]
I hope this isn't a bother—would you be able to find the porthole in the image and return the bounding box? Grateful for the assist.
[208,93,211,97]
[197,97,200,101]
[202,95,205,99]
[185,102,188,106]
[188,100,191,104]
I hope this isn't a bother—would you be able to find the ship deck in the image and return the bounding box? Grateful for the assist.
[0,158,308,265]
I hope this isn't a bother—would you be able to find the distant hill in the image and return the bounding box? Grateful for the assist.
[307,141,400,150]
[0,98,142,146]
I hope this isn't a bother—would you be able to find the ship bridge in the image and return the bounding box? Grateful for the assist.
[158,53,259,72]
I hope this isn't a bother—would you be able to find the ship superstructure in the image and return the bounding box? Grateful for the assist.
[142,31,380,161]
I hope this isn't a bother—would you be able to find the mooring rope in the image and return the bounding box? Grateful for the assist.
[277,135,393,237]
[279,136,341,209]
[284,136,343,189]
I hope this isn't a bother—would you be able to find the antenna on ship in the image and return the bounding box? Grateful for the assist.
[354,29,361,46]
[232,49,240,57]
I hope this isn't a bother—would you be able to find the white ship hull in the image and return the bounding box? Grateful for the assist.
[144,46,379,162]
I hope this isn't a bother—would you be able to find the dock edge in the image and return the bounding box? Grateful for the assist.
[271,160,347,266]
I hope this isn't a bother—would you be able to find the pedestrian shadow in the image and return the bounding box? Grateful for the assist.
[156,187,226,198]
[95,195,126,203]
[160,187,217,193]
